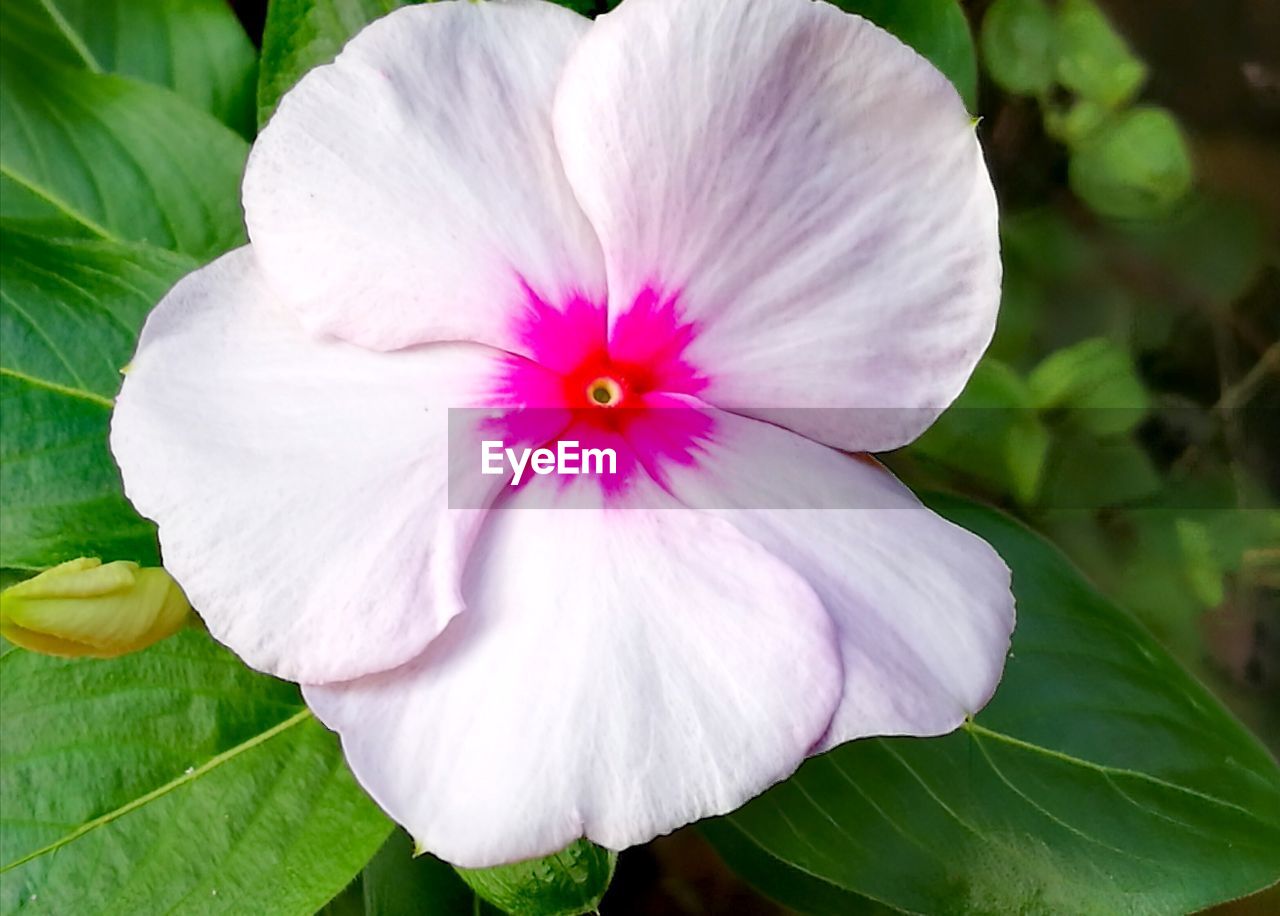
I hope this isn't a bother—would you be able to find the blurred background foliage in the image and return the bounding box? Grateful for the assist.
[904,0,1280,758]
[921,4,1280,905]
[899,3,1280,910]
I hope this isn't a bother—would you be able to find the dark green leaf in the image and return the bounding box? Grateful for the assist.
[363,830,500,916]
[455,839,617,916]
[1001,207,1102,282]
[1110,192,1267,303]
[705,821,894,915]
[980,0,1057,96]
[0,227,194,569]
[1045,501,1279,656]
[0,53,247,258]
[257,0,411,128]
[830,0,978,110]
[704,495,1280,915]
[0,629,392,913]
[0,0,258,137]
[986,259,1042,365]
[1040,432,1162,508]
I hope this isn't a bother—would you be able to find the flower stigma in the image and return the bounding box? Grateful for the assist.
[587,376,623,407]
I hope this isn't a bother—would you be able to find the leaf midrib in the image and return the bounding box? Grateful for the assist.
[0,162,118,243]
[0,708,314,872]
[962,721,1276,825]
[34,0,102,73]
[0,366,113,408]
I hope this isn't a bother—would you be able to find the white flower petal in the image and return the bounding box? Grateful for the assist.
[305,473,843,867]
[554,0,1000,451]
[244,0,604,353]
[657,410,1015,743]
[111,248,505,683]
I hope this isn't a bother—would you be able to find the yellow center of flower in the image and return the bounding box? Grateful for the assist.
[587,376,623,407]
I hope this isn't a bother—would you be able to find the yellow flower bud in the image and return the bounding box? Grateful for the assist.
[0,558,190,659]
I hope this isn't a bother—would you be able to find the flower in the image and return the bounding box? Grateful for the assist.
[1,558,190,658]
[110,0,1013,867]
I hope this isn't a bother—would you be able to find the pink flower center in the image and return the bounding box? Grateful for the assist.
[484,279,713,493]
[499,279,707,407]
[551,340,653,416]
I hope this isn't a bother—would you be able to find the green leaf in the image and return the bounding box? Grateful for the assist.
[0,4,249,572]
[1044,97,1110,145]
[0,227,189,408]
[0,0,258,137]
[703,495,1280,914]
[0,226,194,569]
[1044,500,1280,663]
[0,51,247,258]
[1003,415,1051,506]
[1040,432,1162,508]
[829,0,978,110]
[455,839,617,916]
[1028,337,1148,435]
[704,824,890,915]
[363,830,500,916]
[910,360,1050,505]
[0,628,392,913]
[1175,517,1226,609]
[980,0,1057,96]
[1001,207,1102,283]
[1110,192,1267,302]
[1068,106,1194,222]
[1054,0,1146,108]
[257,0,411,128]
[985,259,1040,364]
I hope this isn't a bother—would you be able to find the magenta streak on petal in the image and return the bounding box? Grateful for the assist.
[481,277,714,498]
[608,285,707,398]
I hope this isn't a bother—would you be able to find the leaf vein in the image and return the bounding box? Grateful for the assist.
[0,709,313,872]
